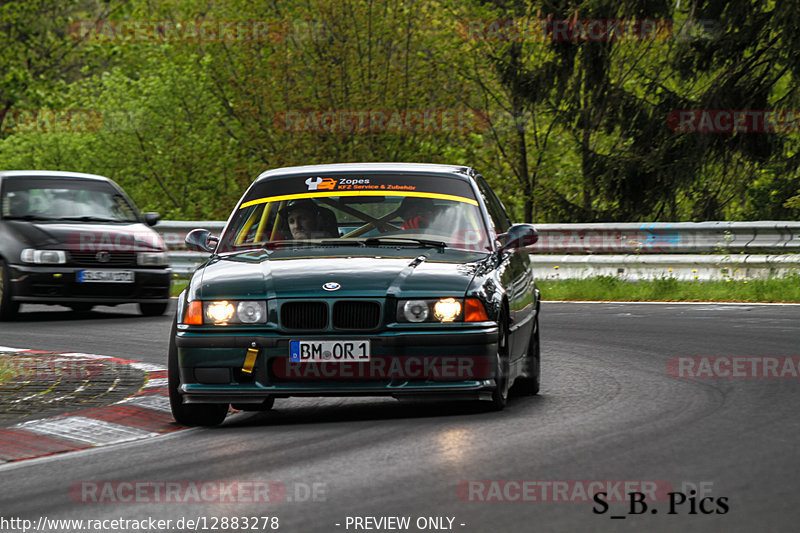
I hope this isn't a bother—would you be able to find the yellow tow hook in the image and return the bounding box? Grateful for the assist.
[242,342,259,374]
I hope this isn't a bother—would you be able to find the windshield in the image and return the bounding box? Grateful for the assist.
[1,177,139,222]
[218,173,492,252]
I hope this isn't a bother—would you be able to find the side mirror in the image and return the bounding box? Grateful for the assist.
[143,212,161,226]
[498,223,538,253]
[185,228,219,253]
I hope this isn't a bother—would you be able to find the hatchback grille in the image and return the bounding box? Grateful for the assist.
[333,301,380,329]
[281,302,328,330]
[69,252,137,266]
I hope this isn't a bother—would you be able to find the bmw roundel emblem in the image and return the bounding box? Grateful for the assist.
[322,282,341,291]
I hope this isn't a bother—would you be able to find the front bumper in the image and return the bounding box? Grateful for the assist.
[8,264,171,304]
[176,326,499,403]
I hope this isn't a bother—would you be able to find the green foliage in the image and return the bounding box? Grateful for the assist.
[0,356,17,384]
[0,0,799,222]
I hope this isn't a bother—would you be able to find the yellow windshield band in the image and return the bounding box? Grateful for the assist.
[240,190,478,209]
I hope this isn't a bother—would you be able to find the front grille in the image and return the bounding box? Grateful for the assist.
[281,301,328,330]
[333,301,381,329]
[69,252,137,266]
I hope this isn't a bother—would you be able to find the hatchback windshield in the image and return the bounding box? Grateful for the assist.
[219,173,492,252]
[1,177,139,222]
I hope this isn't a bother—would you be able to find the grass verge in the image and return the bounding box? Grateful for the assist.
[0,356,18,385]
[170,278,190,297]
[539,275,800,303]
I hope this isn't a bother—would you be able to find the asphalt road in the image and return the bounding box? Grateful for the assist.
[0,302,799,533]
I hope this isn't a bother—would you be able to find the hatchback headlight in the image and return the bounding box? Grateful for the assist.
[21,249,66,264]
[137,252,169,266]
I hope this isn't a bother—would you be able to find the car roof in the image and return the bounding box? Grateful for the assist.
[254,163,475,182]
[0,170,113,182]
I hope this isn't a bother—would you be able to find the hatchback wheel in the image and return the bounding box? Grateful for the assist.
[0,260,20,320]
[140,302,168,316]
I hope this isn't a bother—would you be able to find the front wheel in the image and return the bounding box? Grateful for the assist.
[0,260,20,320]
[513,317,540,396]
[488,313,510,411]
[168,319,228,427]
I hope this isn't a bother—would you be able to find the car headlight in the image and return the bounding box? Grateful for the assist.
[207,301,235,323]
[433,298,462,322]
[20,249,66,264]
[236,301,266,323]
[397,298,486,323]
[402,300,430,322]
[182,300,267,325]
[137,252,169,266]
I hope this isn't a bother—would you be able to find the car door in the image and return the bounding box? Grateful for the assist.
[475,176,535,366]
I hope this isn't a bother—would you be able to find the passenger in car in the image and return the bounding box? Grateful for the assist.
[398,197,436,230]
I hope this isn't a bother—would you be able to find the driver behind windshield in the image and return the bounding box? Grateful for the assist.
[279,199,337,239]
[7,191,30,216]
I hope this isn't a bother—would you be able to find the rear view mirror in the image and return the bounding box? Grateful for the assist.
[498,224,538,253]
[185,228,219,253]
[143,212,161,226]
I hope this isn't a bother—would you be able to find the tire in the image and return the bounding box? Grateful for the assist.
[488,313,510,411]
[140,302,168,316]
[0,260,20,321]
[168,319,228,427]
[514,316,540,396]
[69,303,94,312]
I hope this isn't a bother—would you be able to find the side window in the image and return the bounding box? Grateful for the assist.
[475,176,511,233]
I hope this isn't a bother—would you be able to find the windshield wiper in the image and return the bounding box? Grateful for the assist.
[55,216,125,223]
[3,215,60,221]
[320,240,366,247]
[363,237,446,249]
[263,239,366,250]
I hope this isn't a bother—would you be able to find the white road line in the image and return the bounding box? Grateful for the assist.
[129,362,167,372]
[543,300,800,305]
[144,377,168,388]
[20,416,157,446]
[118,394,171,412]
[60,352,111,359]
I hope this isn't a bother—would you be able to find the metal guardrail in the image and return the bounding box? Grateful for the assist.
[530,254,800,281]
[157,221,800,278]
[529,222,800,253]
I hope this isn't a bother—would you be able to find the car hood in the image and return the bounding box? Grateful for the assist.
[192,249,488,300]
[6,220,165,252]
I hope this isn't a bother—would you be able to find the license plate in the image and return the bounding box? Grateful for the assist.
[77,270,135,283]
[290,340,371,362]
